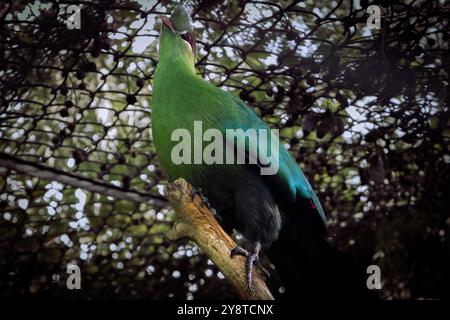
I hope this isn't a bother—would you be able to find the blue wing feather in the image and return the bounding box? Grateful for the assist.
[221,95,326,223]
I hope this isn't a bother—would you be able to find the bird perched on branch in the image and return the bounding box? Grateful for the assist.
[152,3,374,299]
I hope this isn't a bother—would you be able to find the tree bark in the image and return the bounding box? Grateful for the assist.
[165,178,274,300]
[0,151,167,207]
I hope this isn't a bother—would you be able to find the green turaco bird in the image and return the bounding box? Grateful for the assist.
[152,3,372,299]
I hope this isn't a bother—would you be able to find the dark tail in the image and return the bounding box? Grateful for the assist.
[268,202,378,300]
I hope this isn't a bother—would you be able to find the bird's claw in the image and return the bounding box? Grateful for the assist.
[200,197,210,208]
[191,187,210,208]
[191,187,203,202]
[191,187,222,222]
[230,246,250,258]
[230,242,269,291]
[256,262,270,279]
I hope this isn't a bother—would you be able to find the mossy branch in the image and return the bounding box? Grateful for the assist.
[165,178,274,300]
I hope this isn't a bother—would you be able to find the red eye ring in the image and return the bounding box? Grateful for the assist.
[180,32,192,44]
[180,31,196,52]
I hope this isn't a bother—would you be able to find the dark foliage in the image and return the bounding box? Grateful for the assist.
[0,0,449,299]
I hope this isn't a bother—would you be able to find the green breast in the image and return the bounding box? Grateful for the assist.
[151,63,224,184]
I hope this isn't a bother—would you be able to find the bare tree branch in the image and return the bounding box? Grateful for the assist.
[165,178,274,300]
[0,151,168,207]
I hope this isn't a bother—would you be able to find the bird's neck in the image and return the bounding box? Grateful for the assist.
[157,53,196,76]
[153,58,198,97]
[153,57,201,115]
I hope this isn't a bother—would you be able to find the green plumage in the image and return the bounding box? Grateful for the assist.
[152,20,324,223]
[150,6,379,300]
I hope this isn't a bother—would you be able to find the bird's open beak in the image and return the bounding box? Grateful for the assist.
[161,16,175,32]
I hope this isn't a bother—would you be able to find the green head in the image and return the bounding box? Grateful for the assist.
[159,3,196,72]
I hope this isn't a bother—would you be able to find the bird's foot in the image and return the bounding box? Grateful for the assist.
[190,187,221,222]
[230,241,269,291]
